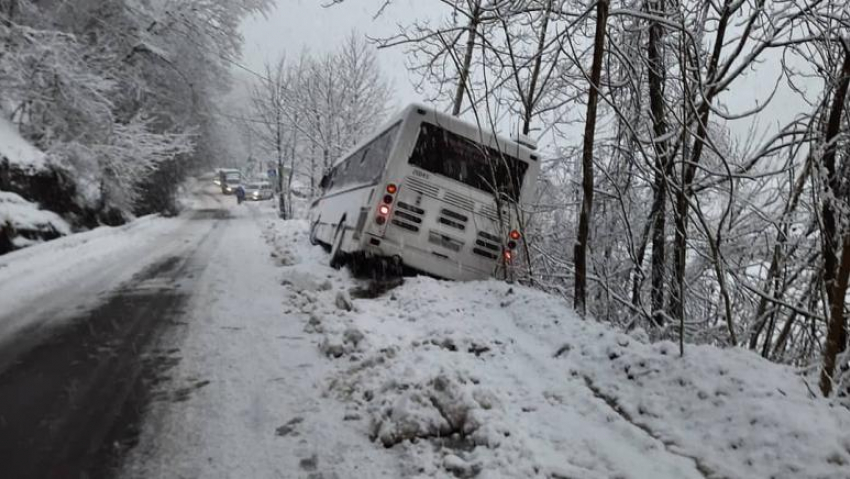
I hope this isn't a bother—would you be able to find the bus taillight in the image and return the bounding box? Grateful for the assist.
[509,230,521,241]
[377,183,396,225]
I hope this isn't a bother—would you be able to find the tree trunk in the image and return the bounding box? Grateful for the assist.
[819,42,850,396]
[276,107,285,218]
[287,113,298,219]
[630,211,654,308]
[669,1,731,327]
[646,0,671,325]
[574,0,609,316]
[309,141,316,196]
[452,1,481,116]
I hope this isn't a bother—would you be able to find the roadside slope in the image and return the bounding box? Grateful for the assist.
[266,218,850,479]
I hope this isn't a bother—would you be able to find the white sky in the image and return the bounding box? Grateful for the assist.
[238,0,426,108]
[236,0,819,157]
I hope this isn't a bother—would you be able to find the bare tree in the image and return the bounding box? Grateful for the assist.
[574,0,609,316]
[817,37,850,396]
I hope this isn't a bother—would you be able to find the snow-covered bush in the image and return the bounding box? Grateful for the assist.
[0,191,70,253]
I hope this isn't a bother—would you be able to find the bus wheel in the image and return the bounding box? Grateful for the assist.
[348,251,369,278]
[329,222,346,269]
[309,221,320,246]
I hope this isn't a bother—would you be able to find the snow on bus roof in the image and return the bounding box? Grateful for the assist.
[0,116,47,172]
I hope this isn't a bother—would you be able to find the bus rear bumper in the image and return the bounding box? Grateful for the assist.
[363,234,493,281]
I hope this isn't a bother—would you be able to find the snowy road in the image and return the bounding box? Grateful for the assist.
[0,187,226,477]
[0,182,848,479]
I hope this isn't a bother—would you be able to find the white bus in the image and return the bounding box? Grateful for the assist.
[308,103,540,281]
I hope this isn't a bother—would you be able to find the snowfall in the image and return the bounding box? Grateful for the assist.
[1,183,849,479]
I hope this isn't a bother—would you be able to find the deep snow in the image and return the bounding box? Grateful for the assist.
[263,217,850,478]
[3,181,848,478]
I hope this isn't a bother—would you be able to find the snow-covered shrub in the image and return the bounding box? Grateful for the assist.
[0,191,70,253]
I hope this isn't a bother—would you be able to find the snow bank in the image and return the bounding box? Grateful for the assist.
[267,219,850,479]
[0,116,46,172]
[0,191,71,248]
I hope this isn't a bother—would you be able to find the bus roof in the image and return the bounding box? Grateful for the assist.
[331,103,537,169]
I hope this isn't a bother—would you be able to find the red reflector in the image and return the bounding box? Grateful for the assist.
[509,230,521,240]
[379,205,390,216]
[376,216,386,225]
[508,240,517,249]
[383,194,394,204]
[386,184,397,194]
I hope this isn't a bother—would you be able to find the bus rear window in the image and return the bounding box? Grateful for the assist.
[409,123,527,202]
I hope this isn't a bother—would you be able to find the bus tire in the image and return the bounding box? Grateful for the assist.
[309,221,320,246]
[330,222,346,269]
[348,251,369,278]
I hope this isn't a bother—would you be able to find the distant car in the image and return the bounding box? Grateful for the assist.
[222,177,241,195]
[218,169,242,194]
[214,168,238,186]
[243,182,274,201]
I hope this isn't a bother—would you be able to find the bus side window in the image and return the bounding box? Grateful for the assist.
[359,124,400,185]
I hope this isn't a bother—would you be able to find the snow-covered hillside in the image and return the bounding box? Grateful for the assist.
[263,218,850,479]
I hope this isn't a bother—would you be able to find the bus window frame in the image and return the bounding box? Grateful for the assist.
[323,121,402,198]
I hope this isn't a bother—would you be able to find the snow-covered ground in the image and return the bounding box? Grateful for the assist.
[256,218,850,478]
[125,187,850,479]
[121,190,405,478]
[4,181,848,478]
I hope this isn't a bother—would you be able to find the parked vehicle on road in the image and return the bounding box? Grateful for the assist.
[243,182,274,201]
[219,169,242,195]
[308,103,540,280]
